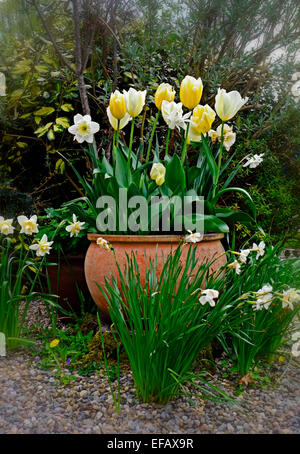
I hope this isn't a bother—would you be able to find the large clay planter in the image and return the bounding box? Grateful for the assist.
[84,234,227,319]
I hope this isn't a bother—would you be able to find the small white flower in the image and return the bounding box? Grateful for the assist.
[239,249,251,263]
[291,331,300,342]
[243,153,264,169]
[252,241,265,259]
[282,288,300,310]
[291,341,300,358]
[29,234,53,257]
[96,237,111,251]
[68,114,100,144]
[185,230,203,243]
[253,284,273,310]
[17,215,39,235]
[227,260,241,275]
[0,217,14,236]
[199,289,219,307]
[161,100,191,131]
[65,214,85,238]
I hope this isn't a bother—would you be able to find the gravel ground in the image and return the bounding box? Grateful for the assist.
[0,303,299,434]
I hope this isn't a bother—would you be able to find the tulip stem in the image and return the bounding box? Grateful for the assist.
[213,121,224,198]
[181,122,190,164]
[128,118,134,174]
[146,111,160,164]
[165,128,171,158]
[116,120,120,150]
[112,130,116,165]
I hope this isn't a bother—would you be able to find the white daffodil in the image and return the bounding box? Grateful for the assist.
[65,214,85,238]
[281,288,300,310]
[150,163,166,186]
[199,289,219,307]
[161,101,191,131]
[68,114,100,144]
[0,217,14,236]
[185,230,203,243]
[253,284,273,310]
[215,88,248,121]
[96,237,111,251]
[291,341,300,358]
[107,106,131,131]
[29,234,53,257]
[239,249,251,264]
[209,124,236,151]
[17,215,39,236]
[252,241,265,259]
[243,153,264,169]
[227,260,242,275]
[123,88,147,117]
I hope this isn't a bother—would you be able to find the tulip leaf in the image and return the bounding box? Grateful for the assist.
[200,134,218,185]
[165,154,186,194]
[213,187,257,219]
[115,151,129,188]
[182,213,229,233]
[215,208,255,227]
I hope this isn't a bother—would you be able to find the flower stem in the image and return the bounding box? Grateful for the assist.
[165,128,171,158]
[146,111,160,164]
[112,130,116,165]
[180,122,190,164]
[212,121,224,198]
[128,118,134,175]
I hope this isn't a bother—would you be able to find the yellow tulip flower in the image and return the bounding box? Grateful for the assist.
[154,83,175,110]
[190,104,216,135]
[180,75,203,110]
[109,90,127,120]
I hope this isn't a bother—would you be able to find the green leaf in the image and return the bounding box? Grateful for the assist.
[56,117,70,128]
[61,104,74,112]
[215,208,255,226]
[34,122,53,137]
[213,187,257,219]
[183,213,229,233]
[200,134,218,185]
[165,154,186,194]
[34,107,55,116]
[115,151,129,188]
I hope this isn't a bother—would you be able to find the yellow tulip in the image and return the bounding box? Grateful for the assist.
[180,75,203,110]
[109,90,127,120]
[215,88,248,121]
[154,83,175,110]
[190,104,216,135]
[150,163,166,186]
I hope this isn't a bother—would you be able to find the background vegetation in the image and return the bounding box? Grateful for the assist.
[0,0,299,244]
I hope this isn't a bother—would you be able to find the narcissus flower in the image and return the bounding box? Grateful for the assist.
[209,124,236,151]
[150,163,166,186]
[227,260,241,275]
[243,153,264,169]
[17,215,39,236]
[185,230,203,243]
[68,114,100,144]
[65,214,85,238]
[161,101,191,131]
[253,284,273,310]
[154,83,175,110]
[50,339,59,348]
[123,88,147,117]
[29,234,53,257]
[0,217,14,235]
[109,90,127,120]
[190,104,216,136]
[281,288,300,310]
[199,289,219,307]
[180,75,203,110]
[96,237,112,251]
[251,241,265,259]
[215,88,248,121]
[107,107,131,131]
[239,249,251,264]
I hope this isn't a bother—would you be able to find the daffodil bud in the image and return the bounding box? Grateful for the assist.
[123,88,147,117]
[215,88,248,121]
[180,76,203,110]
[150,163,166,186]
[190,104,216,135]
[154,83,175,110]
[109,90,127,120]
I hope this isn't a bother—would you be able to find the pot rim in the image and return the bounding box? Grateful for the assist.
[87,233,224,243]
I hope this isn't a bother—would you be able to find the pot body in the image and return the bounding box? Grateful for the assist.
[84,234,227,319]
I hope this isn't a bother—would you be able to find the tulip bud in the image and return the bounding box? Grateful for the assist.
[180,75,203,110]
[215,88,248,121]
[154,83,175,110]
[109,90,127,120]
[123,88,147,117]
[190,104,216,135]
[150,163,166,186]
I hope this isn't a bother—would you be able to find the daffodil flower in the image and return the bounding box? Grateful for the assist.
[251,241,265,259]
[65,214,85,238]
[0,217,14,236]
[243,153,264,169]
[68,114,100,144]
[199,289,219,307]
[227,260,241,275]
[96,237,112,251]
[17,215,39,236]
[161,101,191,131]
[253,284,273,310]
[185,230,203,243]
[29,234,53,257]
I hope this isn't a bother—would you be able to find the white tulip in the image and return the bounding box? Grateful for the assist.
[215,88,248,121]
[68,114,100,144]
[123,88,147,117]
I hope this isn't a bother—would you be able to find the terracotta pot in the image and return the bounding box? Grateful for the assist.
[84,234,227,319]
[46,253,90,317]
